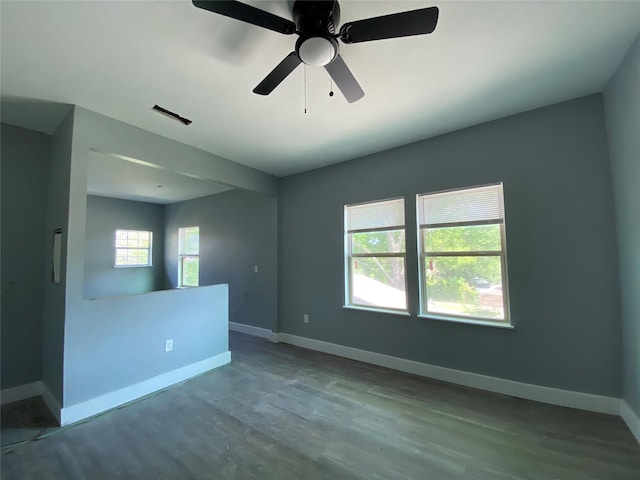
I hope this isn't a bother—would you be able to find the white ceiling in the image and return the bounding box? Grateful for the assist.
[1,1,639,178]
[87,151,234,204]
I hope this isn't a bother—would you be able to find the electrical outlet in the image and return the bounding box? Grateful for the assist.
[165,339,173,352]
[254,265,259,273]
[303,314,309,324]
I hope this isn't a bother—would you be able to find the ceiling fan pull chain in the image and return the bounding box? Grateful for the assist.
[329,42,334,97]
[304,64,308,114]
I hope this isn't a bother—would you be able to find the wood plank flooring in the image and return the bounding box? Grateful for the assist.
[2,331,639,479]
[1,395,58,447]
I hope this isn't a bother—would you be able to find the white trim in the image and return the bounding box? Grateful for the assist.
[1,381,42,405]
[60,351,231,426]
[229,328,628,420]
[343,305,411,316]
[39,382,62,424]
[1,381,62,424]
[418,314,514,329]
[277,333,620,415]
[229,322,279,342]
[621,401,640,445]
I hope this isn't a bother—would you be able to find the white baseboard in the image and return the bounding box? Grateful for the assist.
[277,333,621,416]
[1,381,62,424]
[39,382,62,424]
[60,351,231,426]
[230,322,278,342]
[1,381,42,405]
[229,327,623,418]
[621,401,640,444]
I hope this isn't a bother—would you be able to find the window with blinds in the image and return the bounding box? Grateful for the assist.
[345,198,407,312]
[417,184,510,324]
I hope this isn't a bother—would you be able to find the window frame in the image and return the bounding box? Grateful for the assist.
[344,197,409,314]
[178,226,200,287]
[417,184,512,326]
[114,229,153,268]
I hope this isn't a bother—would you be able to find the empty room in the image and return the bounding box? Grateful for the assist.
[1,1,639,478]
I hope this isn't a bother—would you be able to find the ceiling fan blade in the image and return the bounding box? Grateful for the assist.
[192,0,296,35]
[253,52,302,95]
[324,55,364,103]
[339,6,439,44]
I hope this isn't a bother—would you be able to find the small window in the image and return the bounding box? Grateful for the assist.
[417,184,510,324]
[115,230,152,267]
[345,198,407,312]
[179,226,199,287]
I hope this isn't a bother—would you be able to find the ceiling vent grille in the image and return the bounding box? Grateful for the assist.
[152,105,192,126]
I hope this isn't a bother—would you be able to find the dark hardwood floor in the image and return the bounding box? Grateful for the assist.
[2,331,639,479]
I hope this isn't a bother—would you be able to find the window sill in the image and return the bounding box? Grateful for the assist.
[113,265,153,269]
[343,305,411,317]
[418,314,513,329]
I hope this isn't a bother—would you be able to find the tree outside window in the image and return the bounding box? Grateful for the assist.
[179,227,199,287]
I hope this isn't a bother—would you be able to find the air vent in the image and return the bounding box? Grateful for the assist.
[152,105,192,126]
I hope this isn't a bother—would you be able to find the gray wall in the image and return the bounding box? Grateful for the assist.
[42,110,75,404]
[164,189,278,331]
[279,94,622,396]
[1,123,50,389]
[65,284,229,406]
[84,195,165,299]
[60,107,272,407]
[604,34,640,417]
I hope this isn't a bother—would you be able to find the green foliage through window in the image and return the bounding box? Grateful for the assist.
[179,226,200,287]
[114,230,152,266]
[181,256,199,287]
[425,255,503,319]
[425,224,501,252]
[346,199,407,311]
[418,184,509,323]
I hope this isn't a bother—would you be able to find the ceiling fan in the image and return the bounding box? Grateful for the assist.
[192,0,439,103]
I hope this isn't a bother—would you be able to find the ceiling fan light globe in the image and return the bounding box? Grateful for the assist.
[297,36,336,67]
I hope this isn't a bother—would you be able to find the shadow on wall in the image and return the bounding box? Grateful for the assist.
[0,95,72,135]
[82,151,277,314]
[83,151,234,299]
[163,188,278,331]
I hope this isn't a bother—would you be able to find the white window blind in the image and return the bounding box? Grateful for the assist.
[418,184,504,227]
[416,183,510,324]
[345,197,408,312]
[347,198,405,231]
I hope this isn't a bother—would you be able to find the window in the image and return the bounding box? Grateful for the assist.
[345,198,407,312]
[417,184,510,324]
[179,226,199,287]
[114,230,152,267]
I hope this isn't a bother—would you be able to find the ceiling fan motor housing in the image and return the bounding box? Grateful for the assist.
[293,0,341,67]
